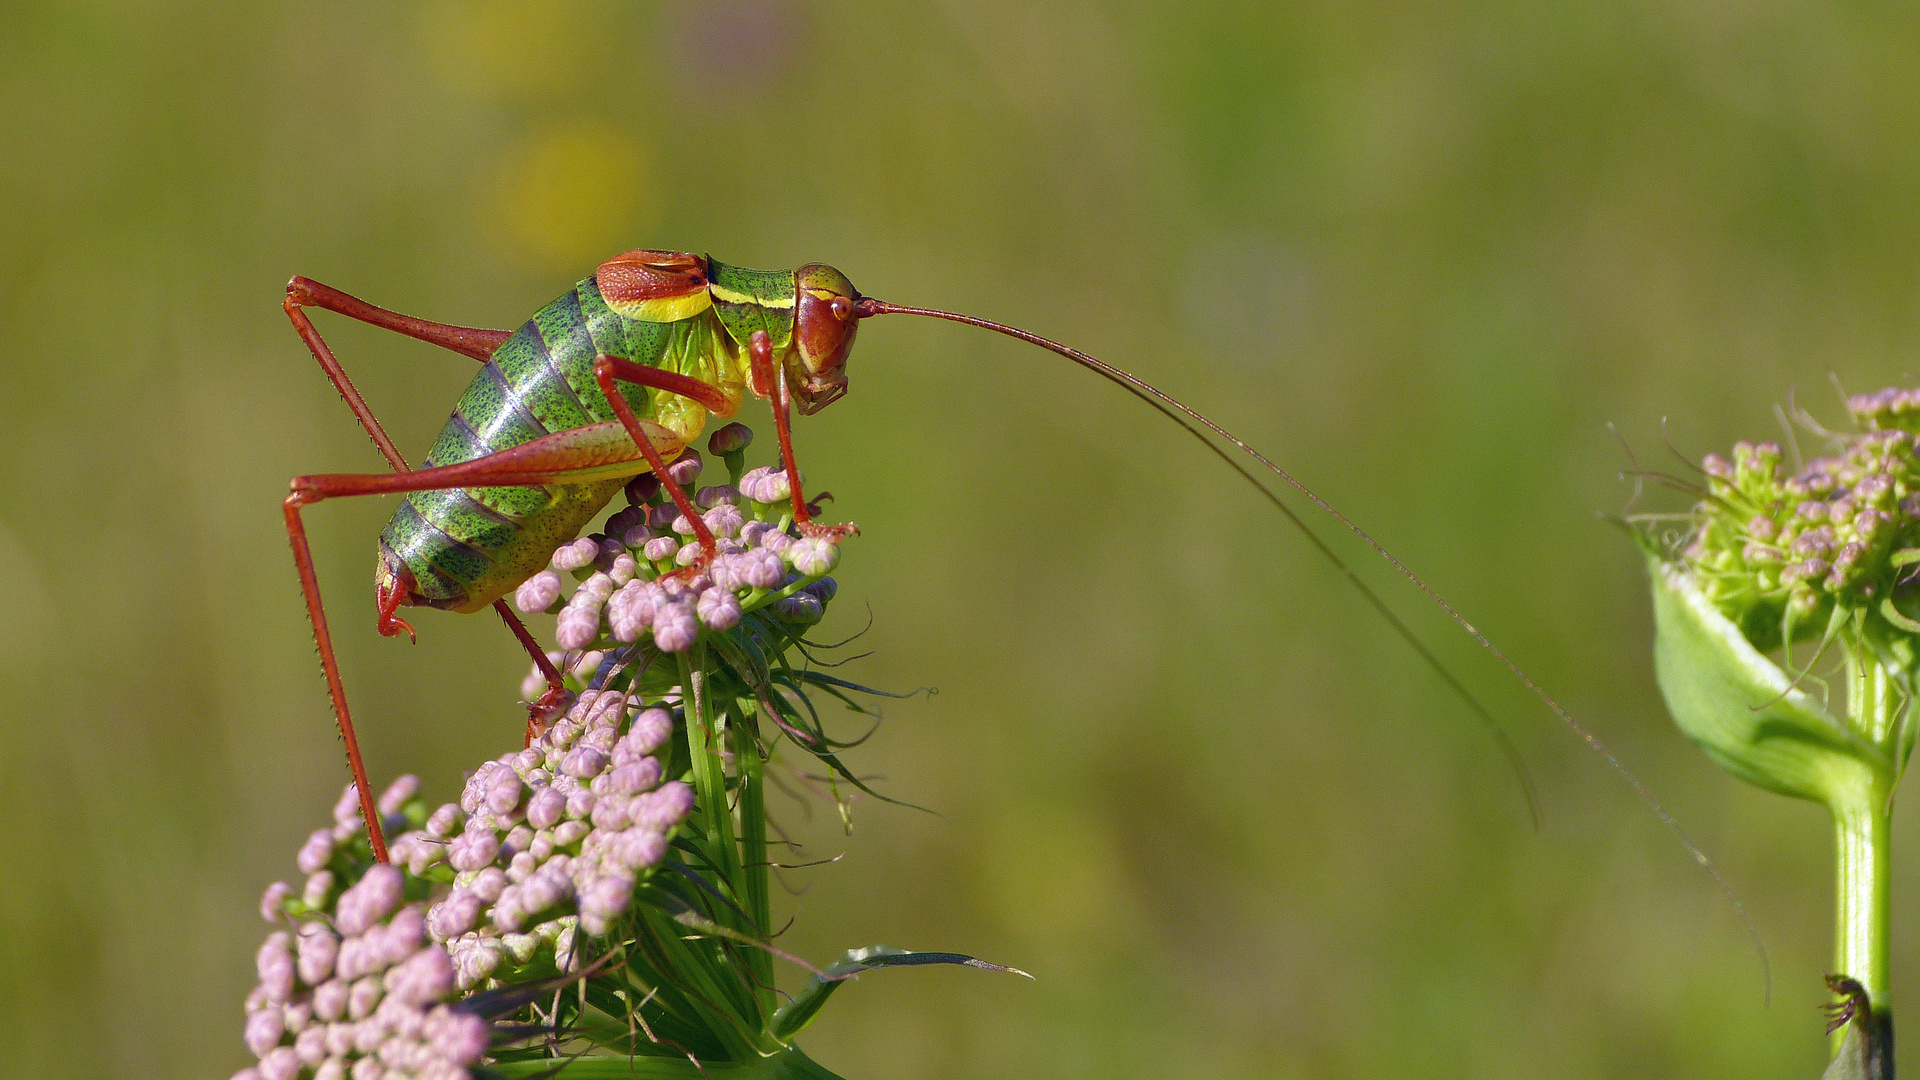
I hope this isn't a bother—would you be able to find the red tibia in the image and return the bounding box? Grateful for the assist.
[285,295,409,473]
[748,332,811,525]
[592,356,719,556]
[284,493,390,864]
[595,250,709,305]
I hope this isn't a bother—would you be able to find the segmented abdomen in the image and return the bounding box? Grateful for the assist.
[378,277,674,613]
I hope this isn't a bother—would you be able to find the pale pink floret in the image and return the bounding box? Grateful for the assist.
[513,570,562,614]
[614,828,667,870]
[447,829,499,874]
[789,537,839,577]
[377,776,420,817]
[561,746,607,780]
[385,946,456,1007]
[526,786,566,830]
[429,1009,491,1066]
[608,759,663,795]
[258,933,295,1004]
[551,537,599,572]
[483,771,523,817]
[313,979,348,1022]
[589,794,631,831]
[427,891,482,940]
[625,709,674,755]
[653,601,699,652]
[335,865,404,936]
[259,1046,302,1080]
[246,1006,287,1057]
[630,782,695,831]
[297,924,339,985]
[260,881,293,924]
[297,829,337,875]
[697,587,742,630]
[740,550,786,589]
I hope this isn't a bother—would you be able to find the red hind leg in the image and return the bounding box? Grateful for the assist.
[284,276,512,471]
[282,428,660,859]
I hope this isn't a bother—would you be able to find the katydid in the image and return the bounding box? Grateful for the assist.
[281,246,1745,970]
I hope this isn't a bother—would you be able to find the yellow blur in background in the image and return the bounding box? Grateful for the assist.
[4,2,1920,1077]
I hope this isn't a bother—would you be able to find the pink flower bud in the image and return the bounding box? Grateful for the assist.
[312,980,347,1023]
[245,1006,286,1057]
[551,537,599,572]
[447,829,499,873]
[665,448,703,487]
[706,422,753,455]
[297,925,339,985]
[526,786,566,830]
[259,882,292,924]
[514,570,563,613]
[257,933,295,1004]
[297,829,336,876]
[653,601,699,652]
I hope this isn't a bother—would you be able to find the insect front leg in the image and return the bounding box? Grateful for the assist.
[745,331,855,541]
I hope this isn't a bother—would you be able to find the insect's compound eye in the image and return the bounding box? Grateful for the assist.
[830,296,854,321]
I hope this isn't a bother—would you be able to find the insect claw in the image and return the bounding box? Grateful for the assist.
[797,521,860,543]
[525,685,572,745]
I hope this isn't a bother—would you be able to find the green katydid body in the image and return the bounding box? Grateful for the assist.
[376,252,859,619]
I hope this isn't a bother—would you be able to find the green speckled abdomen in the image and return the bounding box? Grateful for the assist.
[376,276,736,614]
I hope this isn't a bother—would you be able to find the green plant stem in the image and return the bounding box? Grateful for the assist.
[1833,644,1899,1056]
[735,701,776,1019]
[1833,790,1891,1013]
[682,646,745,900]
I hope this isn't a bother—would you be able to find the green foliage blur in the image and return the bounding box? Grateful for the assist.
[6,2,1920,1076]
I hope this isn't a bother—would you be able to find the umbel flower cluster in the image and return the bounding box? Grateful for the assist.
[510,425,840,665]
[243,779,489,1080]
[1644,386,1920,1077]
[235,424,1019,1080]
[1679,391,1920,649]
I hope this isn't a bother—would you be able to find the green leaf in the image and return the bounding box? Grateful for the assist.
[770,946,1031,1041]
[479,1043,850,1079]
[1647,559,1888,805]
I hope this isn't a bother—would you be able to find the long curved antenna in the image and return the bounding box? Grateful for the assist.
[858,298,1767,992]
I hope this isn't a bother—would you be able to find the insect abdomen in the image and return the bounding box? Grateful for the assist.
[377,278,674,613]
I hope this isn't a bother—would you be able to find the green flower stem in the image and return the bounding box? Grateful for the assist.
[1833,789,1891,1021]
[681,647,745,910]
[1835,643,1898,1053]
[735,703,777,1019]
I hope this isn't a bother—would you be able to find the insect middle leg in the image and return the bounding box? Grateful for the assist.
[592,355,727,556]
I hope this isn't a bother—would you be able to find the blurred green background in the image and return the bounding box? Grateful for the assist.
[6,2,1920,1076]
